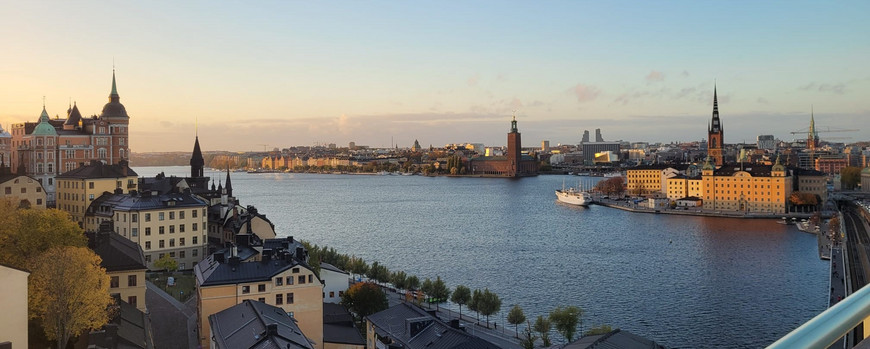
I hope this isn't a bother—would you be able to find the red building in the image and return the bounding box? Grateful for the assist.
[707,85,724,167]
[468,116,538,177]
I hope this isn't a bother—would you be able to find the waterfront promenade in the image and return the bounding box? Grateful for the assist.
[592,197,831,220]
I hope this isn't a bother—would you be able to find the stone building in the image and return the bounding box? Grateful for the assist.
[468,116,538,176]
[707,86,725,166]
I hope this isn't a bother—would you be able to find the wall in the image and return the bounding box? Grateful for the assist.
[0,265,29,349]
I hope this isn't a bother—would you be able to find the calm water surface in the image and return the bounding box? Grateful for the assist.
[137,167,828,348]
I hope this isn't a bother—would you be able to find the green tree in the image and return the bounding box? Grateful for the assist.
[406,275,420,291]
[534,315,552,347]
[429,276,451,310]
[367,261,389,285]
[154,254,179,273]
[391,271,408,290]
[29,246,115,349]
[841,166,862,190]
[0,203,86,269]
[519,321,538,349]
[469,289,482,322]
[584,324,613,336]
[348,256,369,280]
[550,306,583,342]
[451,285,472,319]
[477,288,502,328]
[341,282,388,322]
[421,278,433,307]
[507,305,527,338]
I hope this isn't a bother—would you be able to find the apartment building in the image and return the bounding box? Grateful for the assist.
[87,222,148,312]
[56,160,137,225]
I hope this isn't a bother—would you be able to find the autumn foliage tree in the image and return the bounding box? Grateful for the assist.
[341,282,388,322]
[29,246,115,349]
[595,176,625,197]
[0,201,86,269]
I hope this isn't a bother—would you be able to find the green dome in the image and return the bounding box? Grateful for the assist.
[31,107,57,136]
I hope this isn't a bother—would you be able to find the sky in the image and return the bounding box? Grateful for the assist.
[1,1,868,152]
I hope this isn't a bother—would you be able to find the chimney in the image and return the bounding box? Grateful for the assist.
[266,323,278,337]
[295,247,305,261]
[262,249,273,262]
[213,252,225,264]
[119,160,128,176]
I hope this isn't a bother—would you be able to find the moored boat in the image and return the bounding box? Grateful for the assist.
[555,187,592,206]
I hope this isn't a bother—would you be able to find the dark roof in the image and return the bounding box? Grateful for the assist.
[323,303,365,345]
[367,303,499,349]
[713,164,779,177]
[57,160,137,179]
[195,244,312,287]
[629,164,689,171]
[81,299,154,349]
[792,167,827,176]
[209,300,314,349]
[138,174,187,195]
[86,224,147,272]
[88,191,208,214]
[563,329,667,349]
[65,103,82,126]
[320,262,348,275]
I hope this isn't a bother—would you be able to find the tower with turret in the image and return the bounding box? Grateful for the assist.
[707,85,724,166]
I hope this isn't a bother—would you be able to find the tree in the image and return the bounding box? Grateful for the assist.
[550,306,583,342]
[584,324,613,336]
[421,278,433,308]
[154,254,179,273]
[29,246,115,349]
[477,288,502,328]
[341,282,388,322]
[595,177,625,197]
[367,261,389,285]
[841,166,862,190]
[428,276,451,310]
[507,304,526,338]
[469,289,482,322]
[391,271,408,290]
[348,256,369,280]
[406,275,420,291]
[519,322,538,349]
[451,285,471,319]
[0,203,86,269]
[534,315,552,347]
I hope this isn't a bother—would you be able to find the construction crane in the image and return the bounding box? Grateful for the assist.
[789,127,859,135]
[258,144,270,152]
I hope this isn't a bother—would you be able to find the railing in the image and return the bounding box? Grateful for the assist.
[767,283,870,348]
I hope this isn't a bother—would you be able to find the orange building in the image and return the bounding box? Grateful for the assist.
[700,156,792,213]
[10,71,131,206]
[468,116,538,176]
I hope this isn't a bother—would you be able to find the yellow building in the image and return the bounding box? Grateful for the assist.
[700,156,792,214]
[195,239,324,349]
[666,175,704,202]
[626,166,668,196]
[88,222,148,312]
[85,191,209,270]
[0,171,47,209]
[0,264,29,349]
[56,160,137,225]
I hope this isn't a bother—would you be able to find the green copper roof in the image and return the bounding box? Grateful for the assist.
[702,155,714,171]
[110,70,118,96]
[31,107,57,136]
[772,154,785,172]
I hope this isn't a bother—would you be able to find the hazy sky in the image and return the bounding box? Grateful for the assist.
[1,1,868,152]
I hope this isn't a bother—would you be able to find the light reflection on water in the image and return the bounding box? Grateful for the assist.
[137,167,827,348]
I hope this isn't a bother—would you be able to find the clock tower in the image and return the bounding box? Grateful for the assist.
[707,85,724,166]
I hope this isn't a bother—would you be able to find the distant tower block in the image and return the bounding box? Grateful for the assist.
[707,85,724,166]
[582,130,590,143]
[541,140,550,152]
[595,128,604,142]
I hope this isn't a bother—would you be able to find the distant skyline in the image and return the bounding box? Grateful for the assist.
[1,1,868,152]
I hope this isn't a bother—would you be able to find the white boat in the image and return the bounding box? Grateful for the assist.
[603,171,623,178]
[556,187,592,206]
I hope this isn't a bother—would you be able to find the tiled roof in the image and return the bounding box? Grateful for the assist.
[323,303,365,345]
[209,300,314,349]
[57,161,138,179]
[367,303,499,349]
[87,227,147,272]
[563,329,666,349]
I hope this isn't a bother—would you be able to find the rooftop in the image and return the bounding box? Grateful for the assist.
[209,300,314,349]
[57,160,137,179]
[86,222,147,272]
[367,303,499,349]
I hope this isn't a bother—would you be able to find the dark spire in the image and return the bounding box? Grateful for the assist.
[709,84,721,133]
[110,69,119,99]
[225,164,233,197]
[190,136,205,178]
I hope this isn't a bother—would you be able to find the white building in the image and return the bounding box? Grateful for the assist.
[320,262,349,304]
[0,264,29,348]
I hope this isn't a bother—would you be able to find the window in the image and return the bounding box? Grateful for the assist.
[192,223,198,231]
[258,284,266,292]
[192,249,198,257]
[131,228,138,237]
[180,224,185,233]
[159,240,165,248]
[258,297,265,303]
[192,236,198,244]
[128,275,137,287]
[145,213,151,222]
[128,296,137,308]
[169,225,175,234]
[276,277,283,286]
[159,212,165,221]
[169,252,175,257]
[159,253,165,259]
[89,194,94,200]
[180,211,185,219]
[338,291,343,297]
[180,250,185,258]
[180,237,186,246]
[4,187,10,194]
[145,241,151,250]
[169,211,175,220]
[132,213,138,222]
[308,275,313,283]
[287,293,294,304]
[192,209,198,218]
[292,268,300,273]
[286,276,294,285]
[159,226,165,234]
[145,255,151,263]
[145,227,151,236]
[276,294,283,305]
[242,286,250,294]
[169,238,175,247]
[329,291,334,298]
[110,276,119,288]
[298,275,305,284]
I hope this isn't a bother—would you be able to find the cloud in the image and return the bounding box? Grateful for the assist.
[799,81,846,94]
[757,97,769,104]
[645,71,665,83]
[681,70,690,78]
[529,100,545,107]
[467,74,480,87]
[568,84,601,103]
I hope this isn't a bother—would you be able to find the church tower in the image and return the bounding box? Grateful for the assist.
[506,115,522,177]
[707,85,724,166]
[807,108,819,152]
[190,136,204,178]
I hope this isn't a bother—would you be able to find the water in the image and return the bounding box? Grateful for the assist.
[137,167,828,348]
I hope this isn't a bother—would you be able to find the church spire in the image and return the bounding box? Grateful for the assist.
[190,136,205,178]
[225,164,233,197]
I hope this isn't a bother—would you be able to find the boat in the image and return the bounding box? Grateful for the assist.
[603,171,623,178]
[555,186,592,206]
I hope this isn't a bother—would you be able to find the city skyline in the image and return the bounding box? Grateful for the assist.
[1,1,868,152]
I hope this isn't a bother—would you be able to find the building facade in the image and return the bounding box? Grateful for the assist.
[10,72,130,206]
[87,222,148,312]
[56,160,138,225]
[0,171,47,209]
[700,156,792,213]
[468,116,538,176]
[0,264,29,349]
